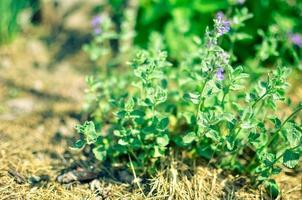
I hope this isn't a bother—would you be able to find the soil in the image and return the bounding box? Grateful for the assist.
[0,1,301,200]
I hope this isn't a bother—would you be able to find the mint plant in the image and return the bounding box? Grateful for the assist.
[74,11,302,196]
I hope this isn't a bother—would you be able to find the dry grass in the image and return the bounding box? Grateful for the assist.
[0,112,300,199]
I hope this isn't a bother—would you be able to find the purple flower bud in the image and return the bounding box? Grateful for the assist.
[91,16,102,28]
[91,16,102,35]
[94,27,102,35]
[216,12,225,20]
[289,33,302,47]
[216,67,225,81]
[215,12,231,36]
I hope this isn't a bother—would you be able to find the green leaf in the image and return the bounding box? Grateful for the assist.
[158,117,169,131]
[272,167,282,175]
[262,153,276,167]
[72,139,85,149]
[285,123,302,148]
[118,138,129,146]
[142,125,156,134]
[232,66,243,76]
[156,134,169,147]
[151,146,165,158]
[93,147,107,161]
[113,130,124,137]
[222,112,234,122]
[205,129,220,142]
[264,179,279,199]
[125,98,134,111]
[143,98,153,106]
[193,0,228,12]
[182,132,196,144]
[117,110,127,118]
[283,149,300,168]
[248,132,260,144]
[226,134,236,151]
[269,117,281,129]
[81,121,98,144]
[130,110,145,117]
[154,86,167,104]
[233,33,253,41]
[183,92,200,104]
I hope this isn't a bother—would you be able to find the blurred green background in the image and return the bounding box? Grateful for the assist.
[134,0,302,67]
[0,0,39,44]
[1,0,302,70]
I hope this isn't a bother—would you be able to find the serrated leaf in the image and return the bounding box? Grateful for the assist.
[285,123,302,148]
[82,121,98,144]
[283,149,300,168]
[154,86,167,104]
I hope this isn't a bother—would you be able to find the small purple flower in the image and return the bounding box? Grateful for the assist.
[91,16,102,35]
[94,28,101,35]
[215,12,231,36]
[216,67,225,81]
[92,16,102,27]
[289,33,302,47]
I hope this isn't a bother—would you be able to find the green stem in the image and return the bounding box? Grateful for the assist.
[234,127,242,139]
[273,144,301,165]
[220,89,228,108]
[152,103,156,121]
[252,92,268,108]
[266,106,302,148]
[248,106,302,169]
[196,80,208,119]
[229,93,270,163]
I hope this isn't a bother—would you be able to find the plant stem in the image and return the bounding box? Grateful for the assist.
[266,106,302,148]
[272,144,301,165]
[152,103,156,121]
[196,80,208,119]
[229,92,271,163]
[248,105,302,169]
[252,92,268,108]
[220,89,228,108]
[128,154,146,198]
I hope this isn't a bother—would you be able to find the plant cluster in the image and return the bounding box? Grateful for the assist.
[100,0,302,71]
[74,10,302,197]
